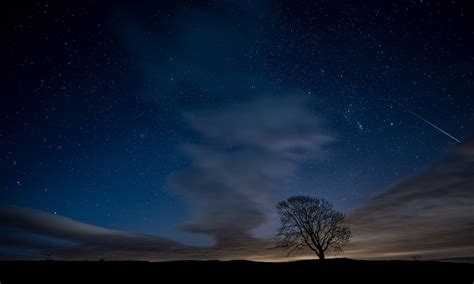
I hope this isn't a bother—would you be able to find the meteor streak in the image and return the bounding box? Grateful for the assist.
[398,104,461,143]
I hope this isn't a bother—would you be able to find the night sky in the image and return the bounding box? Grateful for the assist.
[1,0,473,260]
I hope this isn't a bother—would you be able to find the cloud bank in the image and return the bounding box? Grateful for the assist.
[0,205,282,261]
[0,206,188,260]
[345,140,474,260]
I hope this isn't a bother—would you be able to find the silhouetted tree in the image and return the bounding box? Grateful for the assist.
[276,196,351,260]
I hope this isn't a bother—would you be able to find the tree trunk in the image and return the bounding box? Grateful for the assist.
[315,250,325,260]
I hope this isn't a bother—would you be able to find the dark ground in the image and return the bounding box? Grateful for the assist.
[0,258,472,283]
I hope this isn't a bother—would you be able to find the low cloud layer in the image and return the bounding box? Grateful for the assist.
[0,205,283,261]
[345,140,474,260]
[170,97,333,245]
[0,206,189,260]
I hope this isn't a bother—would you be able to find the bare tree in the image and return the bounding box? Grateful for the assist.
[276,196,351,260]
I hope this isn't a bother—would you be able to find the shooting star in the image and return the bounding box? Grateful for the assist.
[398,103,461,143]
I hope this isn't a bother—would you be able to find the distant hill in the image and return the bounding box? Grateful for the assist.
[435,257,474,264]
[0,259,472,283]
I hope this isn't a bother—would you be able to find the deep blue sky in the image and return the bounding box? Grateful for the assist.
[2,0,473,246]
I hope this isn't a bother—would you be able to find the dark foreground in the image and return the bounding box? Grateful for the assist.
[1,258,473,283]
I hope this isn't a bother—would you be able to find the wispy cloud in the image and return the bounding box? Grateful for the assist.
[0,205,284,261]
[0,205,187,260]
[170,96,334,245]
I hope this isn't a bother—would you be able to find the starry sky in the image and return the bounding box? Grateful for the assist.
[1,0,473,259]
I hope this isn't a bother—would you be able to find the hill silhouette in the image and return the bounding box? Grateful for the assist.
[0,259,472,283]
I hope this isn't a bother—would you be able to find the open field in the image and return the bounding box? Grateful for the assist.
[0,258,472,283]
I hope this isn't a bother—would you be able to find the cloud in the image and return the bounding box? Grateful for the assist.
[170,96,334,245]
[115,0,334,248]
[0,205,191,260]
[117,0,274,103]
[345,141,474,260]
[0,205,286,261]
